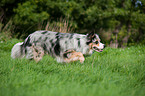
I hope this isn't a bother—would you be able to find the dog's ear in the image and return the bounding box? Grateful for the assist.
[87,31,95,41]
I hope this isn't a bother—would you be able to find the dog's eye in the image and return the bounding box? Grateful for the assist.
[96,41,99,44]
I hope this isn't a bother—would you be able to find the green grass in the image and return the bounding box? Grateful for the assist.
[0,39,145,96]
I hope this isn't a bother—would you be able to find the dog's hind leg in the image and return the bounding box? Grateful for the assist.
[63,50,85,63]
[31,44,44,62]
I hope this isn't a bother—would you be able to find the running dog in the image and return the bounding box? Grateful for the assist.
[11,31,105,63]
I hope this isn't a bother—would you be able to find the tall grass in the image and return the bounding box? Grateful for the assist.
[0,39,144,96]
[0,16,14,41]
[39,17,74,33]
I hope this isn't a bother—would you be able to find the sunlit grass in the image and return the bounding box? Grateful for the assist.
[0,39,144,96]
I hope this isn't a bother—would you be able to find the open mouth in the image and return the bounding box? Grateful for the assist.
[93,47,103,52]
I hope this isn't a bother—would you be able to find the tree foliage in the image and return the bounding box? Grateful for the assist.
[0,0,145,47]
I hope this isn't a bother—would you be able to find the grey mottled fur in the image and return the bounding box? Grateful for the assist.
[11,30,104,63]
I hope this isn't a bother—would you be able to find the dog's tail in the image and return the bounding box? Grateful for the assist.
[11,42,25,59]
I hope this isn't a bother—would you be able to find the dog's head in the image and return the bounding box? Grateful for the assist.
[87,32,105,52]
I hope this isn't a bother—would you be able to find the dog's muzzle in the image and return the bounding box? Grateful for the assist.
[92,43,105,52]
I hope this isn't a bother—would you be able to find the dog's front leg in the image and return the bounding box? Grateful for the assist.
[63,50,85,63]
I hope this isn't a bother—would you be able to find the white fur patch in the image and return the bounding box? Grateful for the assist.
[11,42,24,59]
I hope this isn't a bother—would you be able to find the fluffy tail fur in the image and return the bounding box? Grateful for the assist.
[11,42,25,59]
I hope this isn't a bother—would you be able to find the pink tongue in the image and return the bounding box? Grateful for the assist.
[96,49,103,52]
[100,49,103,52]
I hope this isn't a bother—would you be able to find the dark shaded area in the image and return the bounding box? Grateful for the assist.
[0,0,145,47]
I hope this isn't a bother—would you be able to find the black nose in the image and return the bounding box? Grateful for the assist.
[104,44,106,48]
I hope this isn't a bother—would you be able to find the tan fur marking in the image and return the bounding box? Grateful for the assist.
[31,44,44,63]
[89,42,100,50]
[96,43,99,47]
[89,43,93,50]
[64,50,85,63]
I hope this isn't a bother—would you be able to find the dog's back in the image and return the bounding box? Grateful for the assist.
[23,31,89,57]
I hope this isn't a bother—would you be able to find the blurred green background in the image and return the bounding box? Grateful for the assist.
[0,0,145,47]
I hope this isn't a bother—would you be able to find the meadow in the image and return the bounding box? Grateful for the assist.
[0,39,145,96]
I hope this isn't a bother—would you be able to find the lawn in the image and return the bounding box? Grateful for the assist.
[0,39,145,96]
